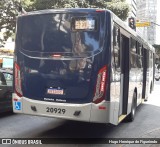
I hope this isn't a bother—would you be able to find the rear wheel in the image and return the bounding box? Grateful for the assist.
[126,92,137,122]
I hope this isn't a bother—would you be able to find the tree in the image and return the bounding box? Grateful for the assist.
[153,44,160,68]
[30,0,129,20]
[153,44,160,55]
[105,0,129,20]
[0,0,33,46]
[0,0,129,45]
[0,0,17,45]
[153,44,160,58]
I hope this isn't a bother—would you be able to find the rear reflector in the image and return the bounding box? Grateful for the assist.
[99,106,106,110]
[13,98,18,101]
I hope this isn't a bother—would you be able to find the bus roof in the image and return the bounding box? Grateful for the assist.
[18,8,109,17]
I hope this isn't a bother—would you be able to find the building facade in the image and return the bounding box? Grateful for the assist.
[136,0,157,45]
[126,0,158,45]
[126,0,137,18]
[155,0,160,45]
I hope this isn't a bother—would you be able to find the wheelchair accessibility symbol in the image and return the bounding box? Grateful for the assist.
[14,101,22,110]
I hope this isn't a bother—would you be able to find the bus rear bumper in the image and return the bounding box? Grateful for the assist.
[12,94,110,123]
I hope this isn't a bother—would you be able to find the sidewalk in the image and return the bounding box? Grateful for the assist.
[122,81,160,147]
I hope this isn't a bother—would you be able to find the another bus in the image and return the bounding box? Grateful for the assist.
[12,8,155,125]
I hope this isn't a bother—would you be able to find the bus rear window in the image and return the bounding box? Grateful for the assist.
[17,12,105,55]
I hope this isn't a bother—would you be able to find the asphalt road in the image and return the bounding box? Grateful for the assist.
[0,81,160,146]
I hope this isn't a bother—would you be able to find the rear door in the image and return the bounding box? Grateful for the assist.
[112,25,130,116]
[119,33,130,115]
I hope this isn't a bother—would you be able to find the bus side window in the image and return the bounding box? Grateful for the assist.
[149,51,153,68]
[131,38,136,53]
[137,42,142,68]
[137,42,142,56]
[113,26,120,69]
[130,38,137,68]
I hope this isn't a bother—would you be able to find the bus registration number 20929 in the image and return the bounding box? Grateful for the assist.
[46,107,66,114]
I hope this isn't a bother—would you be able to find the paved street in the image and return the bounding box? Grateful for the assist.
[0,81,160,146]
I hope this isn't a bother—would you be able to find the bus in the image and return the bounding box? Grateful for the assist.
[12,8,155,125]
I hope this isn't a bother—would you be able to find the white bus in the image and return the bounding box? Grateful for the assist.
[13,8,155,125]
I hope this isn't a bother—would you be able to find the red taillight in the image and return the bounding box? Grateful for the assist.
[96,10,105,12]
[15,62,23,97]
[93,65,108,104]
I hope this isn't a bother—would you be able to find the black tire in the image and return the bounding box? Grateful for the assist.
[126,92,137,122]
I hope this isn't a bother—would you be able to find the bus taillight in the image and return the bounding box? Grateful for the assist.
[15,62,23,97]
[96,10,105,12]
[93,65,108,104]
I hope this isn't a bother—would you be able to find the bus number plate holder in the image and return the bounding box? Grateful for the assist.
[47,88,64,95]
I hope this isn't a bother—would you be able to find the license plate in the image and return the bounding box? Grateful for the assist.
[47,89,64,95]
